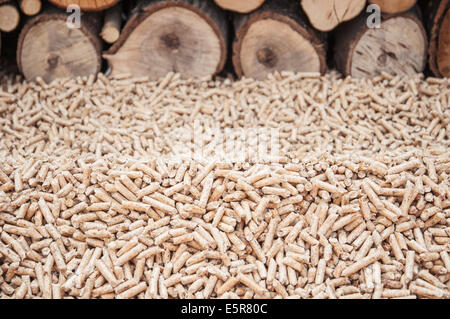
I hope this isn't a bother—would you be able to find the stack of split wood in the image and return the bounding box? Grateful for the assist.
[2,0,449,82]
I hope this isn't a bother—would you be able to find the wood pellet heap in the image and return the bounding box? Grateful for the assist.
[0,71,449,299]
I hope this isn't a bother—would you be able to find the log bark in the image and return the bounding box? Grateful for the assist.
[334,8,427,78]
[17,10,103,83]
[48,0,120,12]
[19,0,41,16]
[428,0,450,78]
[214,0,265,13]
[0,1,20,32]
[233,0,327,80]
[101,4,122,44]
[368,0,417,14]
[301,0,366,32]
[105,0,228,80]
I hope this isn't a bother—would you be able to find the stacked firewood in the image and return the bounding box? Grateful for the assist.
[0,0,448,82]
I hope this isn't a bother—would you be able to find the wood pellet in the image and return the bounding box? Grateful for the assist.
[0,71,449,299]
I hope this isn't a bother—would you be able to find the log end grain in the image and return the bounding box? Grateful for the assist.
[233,10,327,80]
[105,1,228,80]
[301,0,366,32]
[214,0,265,13]
[101,28,120,44]
[437,7,450,77]
[335,13,427,78]
[100,6,122,44]
[19,0,42,16]
[368,0,417,14]
[17,13,102,83]
[48,0,119,12]
[0,2,20,32]
[428,0,449,78]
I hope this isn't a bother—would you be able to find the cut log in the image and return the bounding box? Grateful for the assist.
[48,0,120,12]
[301,0,366,32]
[368,0,417,14]
[428,0,450,78]
[0,1,20,32]
[101,4,122,44]
[19,0,41,16]
[214,0,265,13]
[437,5,450,77]
[105,0,228,80]
[334,9,427,78]
[233,0,327,80]
[17,11,103,83]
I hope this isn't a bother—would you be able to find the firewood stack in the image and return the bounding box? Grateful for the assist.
[0,0,448,82]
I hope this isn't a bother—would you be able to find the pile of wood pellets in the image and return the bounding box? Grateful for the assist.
[0,71,449,299]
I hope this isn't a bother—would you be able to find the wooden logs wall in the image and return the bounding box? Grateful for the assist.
[0,0,449,83]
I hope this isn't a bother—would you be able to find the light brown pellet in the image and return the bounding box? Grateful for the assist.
[0,71,448,300]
